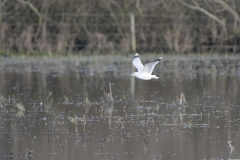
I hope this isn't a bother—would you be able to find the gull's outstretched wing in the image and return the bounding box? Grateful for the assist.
[142,57,162,74]
[132,53,144,72]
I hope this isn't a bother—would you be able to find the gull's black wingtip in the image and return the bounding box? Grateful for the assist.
[154,57,162,62]
[134,53,139,58]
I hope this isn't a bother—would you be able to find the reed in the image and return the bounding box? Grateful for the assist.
[15,103,25,118]
[45,91,54,114]
[228,141,234,158]
[0,95,5,109]
[83,93,91,114]
[102,83,114,126]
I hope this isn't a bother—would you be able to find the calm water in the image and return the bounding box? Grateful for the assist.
[0,56,240,160]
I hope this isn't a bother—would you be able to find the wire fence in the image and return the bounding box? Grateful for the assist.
[1,12,240,54]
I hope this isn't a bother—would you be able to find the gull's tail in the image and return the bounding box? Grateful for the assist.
[152,75,159,79]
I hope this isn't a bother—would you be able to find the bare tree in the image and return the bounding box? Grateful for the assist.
[0,0,240,54]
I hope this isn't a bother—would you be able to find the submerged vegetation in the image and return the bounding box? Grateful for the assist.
[0,95,25,117]
[0,87,238,158]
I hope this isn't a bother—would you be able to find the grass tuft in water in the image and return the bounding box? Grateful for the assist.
[103,83,114,105]
[84,93,91,114]
[228,141,234,158]
[102,83,114,126]
[45,91,54,115]
[15,103,25,118]
[68,114,78,126]
[175,92,187,110]
[0,95,25,117]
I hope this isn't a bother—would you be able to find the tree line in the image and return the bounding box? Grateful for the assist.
[0,0,240,54]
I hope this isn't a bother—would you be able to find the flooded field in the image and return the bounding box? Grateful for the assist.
[0,55,240,160]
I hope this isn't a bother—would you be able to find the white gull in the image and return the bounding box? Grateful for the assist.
[131,53,162,80]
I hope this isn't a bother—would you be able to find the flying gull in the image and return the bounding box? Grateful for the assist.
[132,53,162,80]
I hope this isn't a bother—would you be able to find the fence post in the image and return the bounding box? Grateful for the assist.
[130,13,136,96]
[130,13,136,52]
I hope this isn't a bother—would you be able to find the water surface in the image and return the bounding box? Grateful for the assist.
[0,56,240,160]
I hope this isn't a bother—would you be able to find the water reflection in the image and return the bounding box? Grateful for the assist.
[0,57,240,160]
